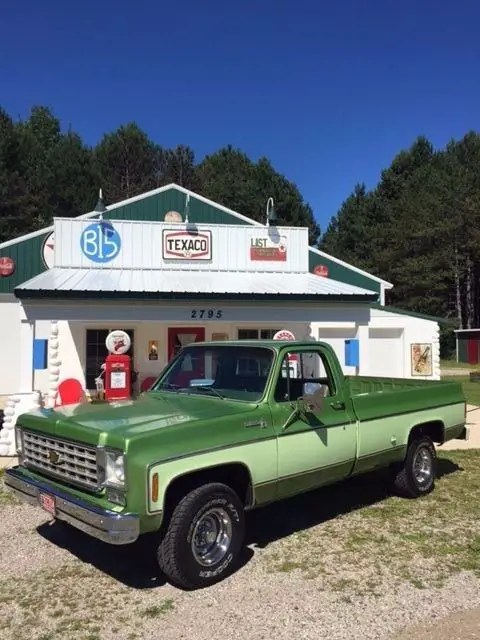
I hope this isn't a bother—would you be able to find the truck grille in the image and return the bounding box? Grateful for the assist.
[22,430,99,490]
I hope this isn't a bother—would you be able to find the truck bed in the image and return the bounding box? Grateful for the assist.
[344,375,465,422]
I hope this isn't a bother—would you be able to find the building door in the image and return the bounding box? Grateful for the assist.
[85,328,135,389]
[168,328,205,360]
[167,328,206,387]
[367,328,404,377]
[467,339,479,365]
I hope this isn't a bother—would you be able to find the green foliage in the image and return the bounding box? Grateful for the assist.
[320,132,480,353]
[197,146,320,244]
[2,103,480,354]
[0,108,318,244]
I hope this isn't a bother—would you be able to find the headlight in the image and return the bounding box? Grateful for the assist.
[15,426,23,455]
[101,449,126,488]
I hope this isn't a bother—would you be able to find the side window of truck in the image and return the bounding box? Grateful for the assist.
[274,350,335,403]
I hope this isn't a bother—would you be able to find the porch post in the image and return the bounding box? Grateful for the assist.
[46,321,61,409]
[18,319,35,393]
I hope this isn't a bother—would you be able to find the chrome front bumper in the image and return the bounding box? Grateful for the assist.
[4,467,139,545]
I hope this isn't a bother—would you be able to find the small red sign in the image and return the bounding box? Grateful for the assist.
[0,256,15,277]
[314,264,329,277]
[39,492,56,517]
[273,330,295,341]
[250,247,287,262]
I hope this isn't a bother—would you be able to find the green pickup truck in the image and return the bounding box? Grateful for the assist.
[5,340,468,589]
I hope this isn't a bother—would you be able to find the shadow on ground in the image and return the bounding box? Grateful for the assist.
[36,457,462,589]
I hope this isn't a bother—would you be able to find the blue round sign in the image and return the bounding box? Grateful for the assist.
[80,222,121,263]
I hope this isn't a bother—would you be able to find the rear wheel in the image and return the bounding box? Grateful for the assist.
[157,482,245,590]
[393,435,437,498]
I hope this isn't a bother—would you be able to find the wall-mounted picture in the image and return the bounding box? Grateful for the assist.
[212,332,229,341]
[148,340,159,361]
[411,343,433,376]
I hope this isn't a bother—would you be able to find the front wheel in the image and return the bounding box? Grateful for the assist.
[393,435,437,498]
[157,482,245,590]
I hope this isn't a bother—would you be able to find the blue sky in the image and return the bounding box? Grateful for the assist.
[1,0,480,232]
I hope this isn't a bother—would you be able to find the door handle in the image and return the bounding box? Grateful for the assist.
[244,419,267,429]
[330,401,345,411]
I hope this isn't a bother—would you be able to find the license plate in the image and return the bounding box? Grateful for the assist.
[39,492,56,517]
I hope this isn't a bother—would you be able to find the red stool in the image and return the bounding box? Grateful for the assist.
[55,378,84,407]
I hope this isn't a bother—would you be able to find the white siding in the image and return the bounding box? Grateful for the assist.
[316,327,358,376]
[368,308,440,379]
[0,301,21,396]
[1,302,441,401]
[54,218,310,273]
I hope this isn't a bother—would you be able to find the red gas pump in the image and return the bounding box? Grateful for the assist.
[104,330,132,402]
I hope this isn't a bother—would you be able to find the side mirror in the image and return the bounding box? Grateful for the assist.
[299,382,326,413]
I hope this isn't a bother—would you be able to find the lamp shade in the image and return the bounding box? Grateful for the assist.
[268,206,278,223]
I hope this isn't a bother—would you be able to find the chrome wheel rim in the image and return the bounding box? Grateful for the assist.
[413,447,433,485]
[191,507,233,567]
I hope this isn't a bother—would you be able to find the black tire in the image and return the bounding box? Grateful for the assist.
[393,435,437,498]
[157,482,245,590]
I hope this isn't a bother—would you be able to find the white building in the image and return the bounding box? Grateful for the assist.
[0,184,441,455]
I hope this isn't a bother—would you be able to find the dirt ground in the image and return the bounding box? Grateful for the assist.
[0,403,479,638]
[1,448,480,640]
[393,605,480,639]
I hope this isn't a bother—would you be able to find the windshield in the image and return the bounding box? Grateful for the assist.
[151,345,275,402]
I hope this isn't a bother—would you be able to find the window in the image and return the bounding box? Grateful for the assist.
[238,329,281,340]
[85,329,134,389]
[153,344,275,402]
[274,350,335,403]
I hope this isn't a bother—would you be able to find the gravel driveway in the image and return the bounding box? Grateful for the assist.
[1,457,480,640]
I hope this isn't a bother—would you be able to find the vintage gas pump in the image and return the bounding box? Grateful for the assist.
[104,330,132,402]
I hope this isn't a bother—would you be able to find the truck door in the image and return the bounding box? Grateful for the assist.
[270,346,357,499]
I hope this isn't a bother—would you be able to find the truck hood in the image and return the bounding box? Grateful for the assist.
[17,392,254,448]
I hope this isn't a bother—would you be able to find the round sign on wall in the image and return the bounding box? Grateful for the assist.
[105,330,131,355]
[314,264,329,277]
[0,256,15,277]
[273,329,295,341]
[164,211,183,222]
[81,222,121,264]
[42,232,55,269]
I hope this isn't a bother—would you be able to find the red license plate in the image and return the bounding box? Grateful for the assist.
[39,493,56,517]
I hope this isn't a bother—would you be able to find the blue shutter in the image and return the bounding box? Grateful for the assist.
[344,339,360,367]
[33,339,48,370]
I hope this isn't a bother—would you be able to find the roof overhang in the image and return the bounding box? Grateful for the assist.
[14,267,379,303]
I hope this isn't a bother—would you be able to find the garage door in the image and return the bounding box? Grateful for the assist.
[367,328,404,378]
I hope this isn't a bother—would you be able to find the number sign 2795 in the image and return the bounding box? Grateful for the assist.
[191,309,223,319]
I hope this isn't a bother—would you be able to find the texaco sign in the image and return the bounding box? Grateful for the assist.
[162,230,212,260]
[42,232,55,269]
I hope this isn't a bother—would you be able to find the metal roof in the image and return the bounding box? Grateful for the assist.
[14,267,378,301]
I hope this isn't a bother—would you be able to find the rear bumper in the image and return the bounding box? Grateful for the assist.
[4,467,139,545]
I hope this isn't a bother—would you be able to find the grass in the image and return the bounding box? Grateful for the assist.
[442,376,480,406]
[264,449,480,595]
[440,358,480,370]
[143,600,175,617]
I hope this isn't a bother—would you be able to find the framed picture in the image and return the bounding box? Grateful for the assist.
[148,340,159,361]
[212,332,229,341]
[411,343,433,376]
